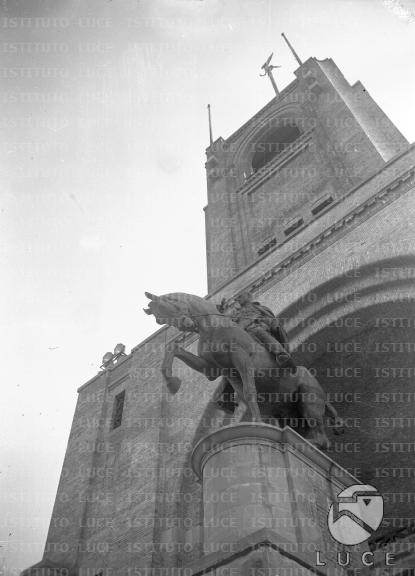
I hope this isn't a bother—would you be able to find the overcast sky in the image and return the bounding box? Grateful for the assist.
[1,0,415,571]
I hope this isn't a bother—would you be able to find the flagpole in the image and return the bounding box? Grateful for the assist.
[207,104,213,145]
[281,32,303,66]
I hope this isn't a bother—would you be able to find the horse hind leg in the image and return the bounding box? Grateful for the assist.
[226,377,249,421]
[232,352,262,423]
[296,368,330,450]
[215,379,239,414]
[325,401,345,435]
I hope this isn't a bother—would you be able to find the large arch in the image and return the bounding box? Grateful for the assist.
[281,254,415,359]
[279,255,415,527]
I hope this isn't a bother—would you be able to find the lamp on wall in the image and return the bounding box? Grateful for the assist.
[101,352,114,369]
[100,343,127,370]
[114,343,126,357]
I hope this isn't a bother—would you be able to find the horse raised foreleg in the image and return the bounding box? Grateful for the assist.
[164,345,220,393]
[162,343,218,394]
[162,343,182,394]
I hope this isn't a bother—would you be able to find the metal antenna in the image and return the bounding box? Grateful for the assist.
[207,104,213,145]
[281,33,303,66]
[260,52,281,97]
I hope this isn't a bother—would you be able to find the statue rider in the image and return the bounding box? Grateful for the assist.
[232,291,295,369]
[216,291,296,413]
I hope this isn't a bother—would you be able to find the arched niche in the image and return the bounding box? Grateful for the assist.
[278,255,415,526]
[282,254,415,356]
[229,104,309,183]
[251,122,302,172]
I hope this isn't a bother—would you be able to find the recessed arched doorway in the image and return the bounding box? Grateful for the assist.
[282,255,415,528]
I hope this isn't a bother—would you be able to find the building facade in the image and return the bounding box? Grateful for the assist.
[24,54,415,575]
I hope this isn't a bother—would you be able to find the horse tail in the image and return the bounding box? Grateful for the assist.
[325,401,345,435]
[162,344,182,394]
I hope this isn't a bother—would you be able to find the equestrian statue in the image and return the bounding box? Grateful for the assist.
[144,291,344,450]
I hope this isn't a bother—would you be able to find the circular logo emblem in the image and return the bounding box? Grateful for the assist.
[327,484,383,545]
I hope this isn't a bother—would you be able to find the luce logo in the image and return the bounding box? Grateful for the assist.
[327,484,384,545]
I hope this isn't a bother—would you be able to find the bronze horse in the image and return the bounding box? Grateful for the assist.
[144,292,343,449]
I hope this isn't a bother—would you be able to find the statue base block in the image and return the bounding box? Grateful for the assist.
[189,423,369,575]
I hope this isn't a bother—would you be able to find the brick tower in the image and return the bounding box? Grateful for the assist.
[23,50,415,576]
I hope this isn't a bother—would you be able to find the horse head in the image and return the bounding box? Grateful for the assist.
[143,292,232,396]
[144,292,206,332]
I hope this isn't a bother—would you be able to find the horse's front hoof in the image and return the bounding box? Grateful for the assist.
[333,418,345,435]
[166,376,182,394]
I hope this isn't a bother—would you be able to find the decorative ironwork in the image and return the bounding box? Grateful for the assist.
[369,521,415,551]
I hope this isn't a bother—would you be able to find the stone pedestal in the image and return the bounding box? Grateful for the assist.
[189,423,369,575]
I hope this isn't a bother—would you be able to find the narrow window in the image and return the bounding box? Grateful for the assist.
[111,391,125,429]
[312,195,334,215]
[284,217,304,237]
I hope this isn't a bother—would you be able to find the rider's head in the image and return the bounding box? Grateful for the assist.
[236,291,253,306]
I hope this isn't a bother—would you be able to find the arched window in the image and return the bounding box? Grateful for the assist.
[251,123,301,172]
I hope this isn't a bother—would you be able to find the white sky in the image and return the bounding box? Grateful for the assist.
[1,0,415,571]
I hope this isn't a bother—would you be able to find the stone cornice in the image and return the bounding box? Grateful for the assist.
[244,166,415,296]
[206,156,415,303]
[191,422,358,482]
